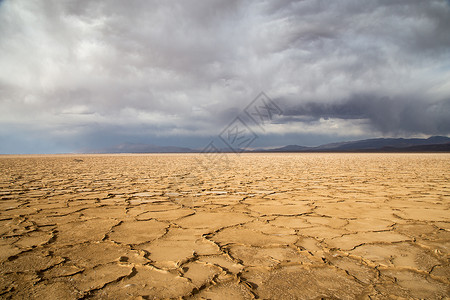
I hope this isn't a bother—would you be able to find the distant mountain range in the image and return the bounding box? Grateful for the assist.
[260,136,450,152]
[87,136,450,153]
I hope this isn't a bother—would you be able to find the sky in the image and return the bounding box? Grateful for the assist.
[1,0,450,154]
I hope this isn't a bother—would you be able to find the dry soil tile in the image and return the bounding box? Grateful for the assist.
[350,242,443,272]
[53,241,148,268]
[1,251,64,273]
[326,231,411,250]
[0,243,22,261]
[80,206,127,219]
[71,264,132,292]
[397,223,446,238]
[92,265,194,299]
[174,211,253,231]
[128,196,170,205]
[229,245,312,267]
[182,261,222,287]
[28,213,84,226]
[298,226,350,240]
[135,208,195,221]
[303,215,348,229]
[139,238,220,269]
[38,205,90,216]
[396,208,450,222]
[327,255,378,284]
[253,265,366,299]
[24,281,81,300]
[198,255,244,274]
[242,220,296,236]
[430,265,450,283]
[0,200,23,211]
[211,227,297,247]
[295,236,323,252]
[14,230,53,249]
[42,264,84,279]
[376,269,449,299]
[56,218,118,245]
[344,218,394,232]
[0,273,41,298]
[248,203,312,216]
[315,205,397,220]
[191,280,254,300]
[268,216,312,229]
[0,207,38,218]
[125,203,181,217]
[412,237,450,256]
[434,221,450,231]
[108,219,167,244]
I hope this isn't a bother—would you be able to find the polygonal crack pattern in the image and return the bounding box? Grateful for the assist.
[0,153,449,299]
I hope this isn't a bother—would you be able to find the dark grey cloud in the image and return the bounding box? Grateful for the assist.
[0,0,449,153]
[280,95,450,135]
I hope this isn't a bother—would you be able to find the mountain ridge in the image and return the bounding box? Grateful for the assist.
[262,136,450,152]
[85,136,450,153]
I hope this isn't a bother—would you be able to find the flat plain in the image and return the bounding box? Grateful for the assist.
[0,153,449,299]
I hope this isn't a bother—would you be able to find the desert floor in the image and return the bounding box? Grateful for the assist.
[0,153,449,299]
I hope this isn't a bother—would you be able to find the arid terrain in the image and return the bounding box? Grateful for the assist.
[0,153,449,299]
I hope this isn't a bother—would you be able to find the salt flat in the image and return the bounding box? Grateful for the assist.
[0,153,449,299]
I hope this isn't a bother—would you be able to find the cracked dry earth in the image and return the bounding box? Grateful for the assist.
[0,153,449,299]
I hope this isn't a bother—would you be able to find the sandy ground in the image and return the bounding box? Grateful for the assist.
[0,153,449,299]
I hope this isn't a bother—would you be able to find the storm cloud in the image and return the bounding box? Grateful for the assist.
[280,95,450,135]
[0,0,449,153]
